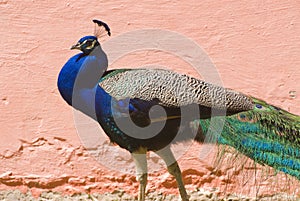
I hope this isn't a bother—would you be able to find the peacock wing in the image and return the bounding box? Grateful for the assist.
[99,68,254,115]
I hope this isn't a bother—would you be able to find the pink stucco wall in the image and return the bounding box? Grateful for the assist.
[1,0,299,198]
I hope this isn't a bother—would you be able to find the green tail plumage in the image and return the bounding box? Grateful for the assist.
[195,97,300,180]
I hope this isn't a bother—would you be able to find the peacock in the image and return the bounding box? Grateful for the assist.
[57,20,300,201]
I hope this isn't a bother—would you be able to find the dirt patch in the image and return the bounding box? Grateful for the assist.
[0,190,299,201]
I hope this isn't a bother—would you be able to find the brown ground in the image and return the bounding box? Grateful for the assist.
[0,190,299,201]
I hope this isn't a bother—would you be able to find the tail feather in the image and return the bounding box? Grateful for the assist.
[194,97,300,180]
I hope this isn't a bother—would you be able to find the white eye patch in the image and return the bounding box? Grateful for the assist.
[84,40,97,50]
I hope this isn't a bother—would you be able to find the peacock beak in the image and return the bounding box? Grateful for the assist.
[70,43,81,50]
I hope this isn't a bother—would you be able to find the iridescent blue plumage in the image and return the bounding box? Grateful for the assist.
[58,36,108,118]
[58,30,300,200]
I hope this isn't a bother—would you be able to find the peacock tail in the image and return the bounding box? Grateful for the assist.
[195,97,300,180]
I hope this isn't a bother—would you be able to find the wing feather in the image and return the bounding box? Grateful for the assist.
[99,69,254,113]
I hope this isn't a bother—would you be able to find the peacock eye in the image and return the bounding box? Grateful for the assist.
[256,104,262,109]
[85,40,93,46]
[239,114,246,119]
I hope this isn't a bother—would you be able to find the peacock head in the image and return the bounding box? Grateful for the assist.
[71,35,100,55]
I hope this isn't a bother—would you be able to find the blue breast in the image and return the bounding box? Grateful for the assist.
[57,53,83,106]
[57,46,108,118]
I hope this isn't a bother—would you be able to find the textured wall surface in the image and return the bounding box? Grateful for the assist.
[0,0,299,198]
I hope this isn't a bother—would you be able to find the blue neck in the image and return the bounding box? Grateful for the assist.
[57,46,108,117]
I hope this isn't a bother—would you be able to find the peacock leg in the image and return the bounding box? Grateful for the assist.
[156,148,189,201]
[132,149,148,201]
